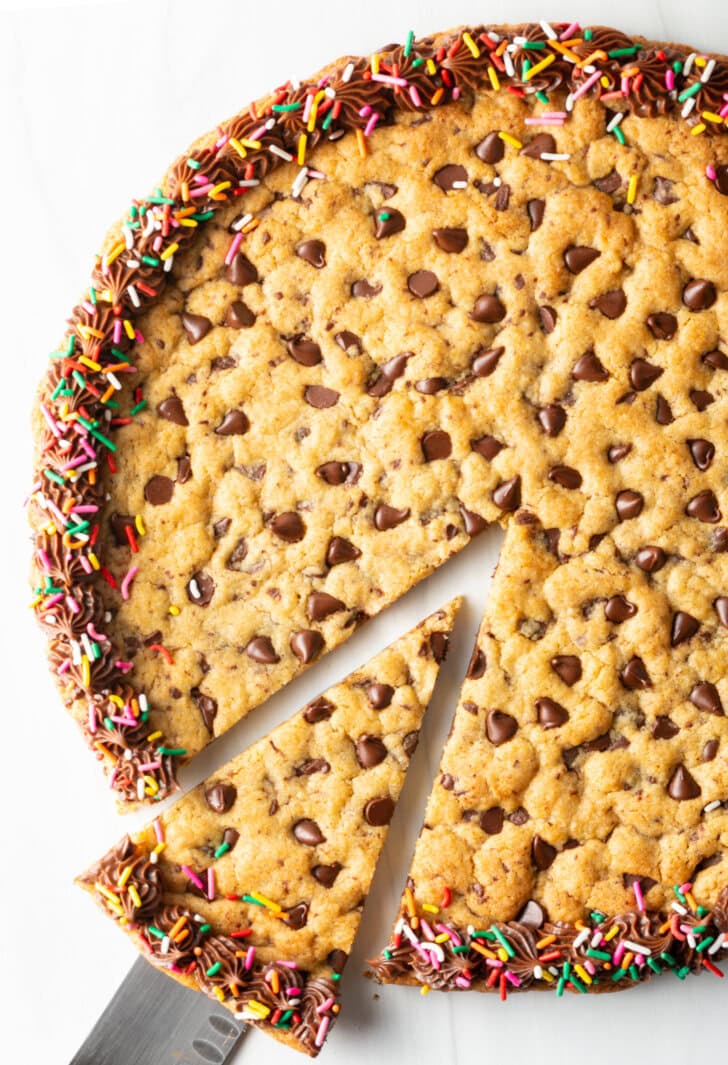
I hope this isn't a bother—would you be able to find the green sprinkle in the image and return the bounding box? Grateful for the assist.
[590,911,606,924]
[471,929,496,940]
[696,936,714,952]
[586,949,612,962]
[89,427,116,451]
[612,125,626,146]
[72,370,87,390]
[660,951,676,966]
[404,30,414,57]
[191,211,215,221]
[89,287,97,305]
[556,976,566,996]
[148,925,166,940]
[608,47,640,57]
[280,1010,293,1024]
[156,746,187,756]
[523,40,546,50]
[141,255,160,268]
[384,949,392,959]
[562,962,571,980]
[697,906,709,917]
[129,205,139,220]
[673,886,687,904]
[331,973,341,981]
[322,109,335,131]
[130,401,147,416]
[44,468,65,486]
[51,378,66,400]
[675,965,690,980]
[199,923,211,934]
[611,968,625,982]
[522,58,532,80]
[214,842,231,859]
[677,82,701,103]
[673,60,683,73]
[91,642,101,660]
[647,957,662,974]
[569,973,587,994]
[492,925,517,956]
[692,925,707,935]
[628,964,640,982]
[65,521,90,536]
[535,91,549,105]
[411,57,424,68]
[187,157,201,170]
[206,962,222,977]
[584,28,593,41]
[272,102,303,112]
[452,945,470,954]
[243,894,265,907]
[111,347,129,361]
[104,716,114,731]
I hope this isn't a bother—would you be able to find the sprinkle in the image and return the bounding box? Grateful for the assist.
[120,565,138,601]
[181,865,205,892]
[633,880,645,913]
[627,174,638,205]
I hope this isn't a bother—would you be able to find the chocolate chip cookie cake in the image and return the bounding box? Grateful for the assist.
[79,602,458,1055]
[30,17,728,1012]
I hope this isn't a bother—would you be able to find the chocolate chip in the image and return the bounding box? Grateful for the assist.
[492,476,521,512]
[245,636,280,664]
[191,688,217,731]
[548,465,582,490]
[520,133,556,159]
[407,270,439,298]
[532,835,557,871]
[364,797,395,826]
[620,656,651,690]
[538,306,557,334]
[714,597,728,627]
[144,475,174,505]
[304,385,339,409]
[284,902,309,930]
[226,538,248,570]
[683,279,717,311]
[326,536,361,566]
[550,655,581,686]
[527,199,545,231]
[303,696,334,723]
[486,709,518,745]
[403,730,420,757]
[157,396,188,426]
[470,293,506,323]
[187,571,215,606]
[375,208,406,239]
[415,377,448,394]
[367,353,410,398]
[635,545,667,572]
[351,279,382,298]
[475,132,504,163]
[655,395,674,425]
[630,358,663,391]
[714,529,728,551]
[296,239,326,268]
[293,819,326,845]
[227,253,258,286]
[367,683,394,709]
[223,828,240,850]
[537,404,566,437]
[605,595,638,623]
[181,312,212,344]
[307,592,345,622]
[433,163,468,190]
[646,312,677,339]
[467,646,486,679]
[335,330,362,354]
[374,504,410,530]
[687,439,715,471]
[564,245,601,274]
[703,348,728,370]
[291,630,324,664]
[480,807,504,835]
[430,632,450,663]
[356,735,388,768]
[517,900,546,928]
[327,949,348,972]
[432,227,468,253]
[295,759,330,776]
[317,461,359,485]
[686,490,721,523]
[205,783,236,813]
[471,435,504,460]
[287,335,322,366]
[690,682,724,715]
[671,611,700,646]
[472,346,505,377]
[652,177,678,205]
[226,300,255,328]
[460,505,488,536]
[215,410,249,435]
[691,389,715,412]
[573,350,609,382]
[615,490,644,521]
[667,764,701,801]
[175,453,191,484]
[608,443,631,463]
[270,512,305,543]
[653,716,679,739]
[589,289,626,318]
[536,697,569,729]
[703,739,720,762]
[716,165,728,195]
[312,863,342,887]
[421,429,452,462]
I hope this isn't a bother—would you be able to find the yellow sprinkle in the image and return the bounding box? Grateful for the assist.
[297,133,307,166]
[81,656,90,687]
[426,58,437,76]
[497,947,509,963]
[691,123,707,136]
[249,892,282,913]
[29,595,42,609]
[371,52,380,75]
[434,933,450,943]
[487,65,500,91]
[153,842,166,856]
[420,985,431,996]
[404,887,417,917]
[213,988,225,1003]
[627,174,638,205]
[144,775,159,797]
[180,181,190,203]
[524,53,555,82]
[498,131,523,149]
[96,883,121,906]
[108,694,124,708]
[87,552,100,571]
[695,55,706,67]
[574,964,592,985]
[104,242,125,268]
[169,605,180,616]
[160,242,179,261]
[462,32,480,58]
[702,111,722,124]
[79,355,102,372]
[240,138,262,150]
[539,968,554,983]
[128,884,142,909]
[229,138,247,159]
[78,325,105,341]
[604,925,620,942]
[422,903,439,914]
[600,76,610,89]
[355,128,367,158]
[135,514,145,535]
[430,88,445,106]
[210,181,232,201]
[123,319,135,340]
[178,218,198,228]
[246,1000,270,1018]
[117,864,133,889]
[146,730,162,742]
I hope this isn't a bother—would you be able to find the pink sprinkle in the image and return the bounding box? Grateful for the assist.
[244,946,255,970]
[190,184,214,198]
[138,761,162,772]
[584,960,596,975]
[110,714,137,727]
[665,69,675,92]
[486,958,504,968]
[621,76,631,96]
[525,116,565,126]
[302,93,314,123]
[193,173,210,185]
[572,68,602,101]
[181,865,205,892]
[314,1016,330,1048]
[207,867,215,901]
[87,622,106,641]
[287,987,302,997]
[419,918,435,941]
[560,21,580,40]
[613,941,626,966]
[452,87,461,101]
[371,73,408,87]
[79,437,96,459]
[316,996,335,1014]
[635,953,646,968]
[79,555,92,575]
[633,881,645,913]
[504,970,520,987]
[134,329,144,344]
[409,85,422,107]
[455,975,470,988]
[250,123,268,141]
[115,660,134,672]
[720,105,728,118]
[81,300,95,315]
[37,548,52,571]
[276,960,298,969]
[71,504,99,514]
[113,320,122,344]
[66,595,80,614]
[108,768,117,788]
[435,922,461,946]
[680,881,693,894]
[364,111,380,137]
[153,818,165,843]
[40,404,62,437]
[87,703,97,732]
[225,232,243,266]
[168,962,183,973]
[57,658,71,676]
[120,565,138,601]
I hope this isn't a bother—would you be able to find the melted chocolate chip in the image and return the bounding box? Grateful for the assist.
[375,208,406,239]
[605,595,638,623]
[205,783,236,813]
[181,312,212,344]
[303,696,334,723]
[467,646,486,679]
[690,682,724,716]
[351,279,382,298]
[608,443,631,463]
[655,395,674,425]
[226,300,255,328]
[686,490,721,523]
[304,385,339,409]
[532,835,557,871]
[270,512,305,543]
[433,227,468,253]
[475,132,504,163]
[295,759,330,776]
[415,376,448,394]
[635,545,667,572]
[486,709,518,745]
[589,290,626,318]
[374,504,410,530]
[667,764,701,800]
[630,358,663,391]
[144,475,174,505]
[615,490,644,521]
[245,636,280,664]
[403,730,420,757]
[326,536,361,566]
[223,828,240,850]
[317,461,360,485]
[683,278,717,311]
[191,688,218,732]
[293,819,326,845]
[296,239,326,268]
[157,395,188,425]
[335,330,362,354]
[671,611,700,647]
[367,683,394,709]
[620,656,651,690]
[364,796,395,826]
[492,476,521,512]
[408,270,439,298]
[285,902,309,930]
[290,630,324,664]
[564,245,601,274]
[536,697,569,729]
[687,439,715,471]
[550,655,581,686]
[471,435,504,460]
[227,253,258,286]
[652,176,678,205]
[356,735,388,768]
[430,631,450,663]
[433,163,468,190]
[653,716,679,739]
[215,410,249,435]
[548,465,582,490]
[460,505,488,536]
[573,350,609,382]
[176,454,192,484]
[287,335,322,366]
[312,863,342,887]
[421,429,452,462]
[646,312,677,339]
[470,293,506,323]
[307,592,345,621]
[520,133,556,159]
[367,353,410,397]
[527,198,545,231]
[480,807,504,835]
[187,571,215,606]
[537,404,566,437]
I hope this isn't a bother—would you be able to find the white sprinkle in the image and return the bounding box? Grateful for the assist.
[541,152,571,161]
[292,167,310,198]
[565,93,575,113]
[193,913,204,923]
[687,933,697,950]
[324,86,336,99]
[137,778,146,800]
[533,965,543,980]
[232,213,253,232]
[606,111,624,132]
[126,284,140,309]
[681,97,696,118]
[701,58,716,83]
[269,144,294,162]
[703,799,722,813]
[583,64,596,75]
[163,257,174,273]
[122,225,135,250]
[672,901,688,916]
[342,62,355,83]
[452,180,468,189]
[238,178,261,187]
[548,965,559,976]
[71,640,81,665]
[160,936,170,955]
[104,611,112,623]
[590,932,602,948]
[328,128,345,142]
[540,21,558,40]
[623,940,651,956]
[150,851,159,864]
[189,579,201,600]
[264,118,276,130]
[420,942,445,963]
[123,749,133,761]
[139,693,149,713]
[106,372,122,390]
[513,36,527,46]
[708,934,724,955]
[487,31,500,43]
[573,928,590,949]
[401,923,419,946]
[143,213,156,238]
[684,52,696,78]
[81,633,94,659]
[125,259,140,269]
[492,177,502,188]
[503,51,515,78]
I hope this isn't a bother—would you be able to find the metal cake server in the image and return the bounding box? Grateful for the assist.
[70,956,248,1065]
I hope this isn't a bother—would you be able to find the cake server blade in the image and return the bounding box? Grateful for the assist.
[69,955,248,1065]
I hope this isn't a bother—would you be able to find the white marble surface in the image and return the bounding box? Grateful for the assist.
[2,1,727,1061]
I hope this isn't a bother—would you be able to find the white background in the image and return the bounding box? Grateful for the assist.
[2,1,727,1062]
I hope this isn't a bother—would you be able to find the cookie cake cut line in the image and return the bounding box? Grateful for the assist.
[28,21,728,808]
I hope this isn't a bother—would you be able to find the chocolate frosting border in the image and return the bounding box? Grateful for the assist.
[28,21,728,808]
